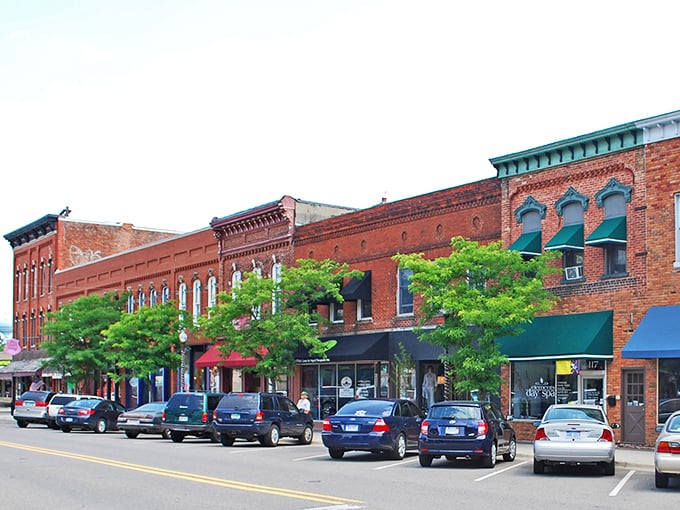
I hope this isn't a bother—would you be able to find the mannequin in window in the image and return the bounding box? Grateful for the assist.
[422,365,436,409]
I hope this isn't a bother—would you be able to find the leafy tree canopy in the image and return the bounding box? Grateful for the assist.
[198,258,362,382]
[393,236,560,398]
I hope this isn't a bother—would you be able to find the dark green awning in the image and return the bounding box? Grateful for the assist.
[585,216,626,246]
[496,311,613,361]
[545,224,584,251]
[508,231,542,256]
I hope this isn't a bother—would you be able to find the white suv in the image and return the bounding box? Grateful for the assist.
[46,393,102,429]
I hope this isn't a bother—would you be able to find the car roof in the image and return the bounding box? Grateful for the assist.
[547,403,604,410]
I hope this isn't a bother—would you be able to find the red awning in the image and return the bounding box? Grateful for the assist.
[195,345,259,368]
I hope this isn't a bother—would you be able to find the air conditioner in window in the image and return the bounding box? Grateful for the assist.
[564,265,584,280]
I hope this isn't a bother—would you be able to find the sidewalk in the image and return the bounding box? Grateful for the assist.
[515,441,654,471]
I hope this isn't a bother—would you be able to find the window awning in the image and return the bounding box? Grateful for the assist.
[295,333,388,363]
[496,311,613,361]
[340,271,372,301]
[195,345,259,368]
[508,231,542,256]
[545,224,584,251]
[622,305,680,358]
[0,358,50,379]
[585,216,626,246]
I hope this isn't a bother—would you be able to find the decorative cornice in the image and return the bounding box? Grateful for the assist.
[3,214,59,248]
[636,110,680,143]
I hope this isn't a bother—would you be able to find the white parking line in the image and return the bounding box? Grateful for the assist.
[474,461,528,481]
[293,454,330,461]
[609,470,636,496]
[373,457,420,470]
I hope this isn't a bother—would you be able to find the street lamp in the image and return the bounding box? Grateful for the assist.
[179,329,188,391]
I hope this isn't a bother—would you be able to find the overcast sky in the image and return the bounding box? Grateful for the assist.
[2,0,680,327]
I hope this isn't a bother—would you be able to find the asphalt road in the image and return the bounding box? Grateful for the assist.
[0,406,676,510]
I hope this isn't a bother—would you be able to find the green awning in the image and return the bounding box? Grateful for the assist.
[585,216,626,246]
[545,224,584,250]
[496,311,613,361]
[508,231,542,256]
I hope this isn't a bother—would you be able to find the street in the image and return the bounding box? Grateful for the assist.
[0,407,677,510]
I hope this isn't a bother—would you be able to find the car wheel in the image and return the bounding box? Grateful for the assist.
[419,454,433,467]
[390,433,407,460]
[61,426,72,433]
[16,420,28,428]
[502,437,517,462]
[655,470,670,488]
[170,431,185,443]
[161,428,172,440]
[328,448,345,459]
[482,441,497,468]
[94,418,108,433]
[601,459,615,476]
[125,430,140,439]
[263,425,280,447]
[533,458,545,474]
[298,424,313,445]
[221,434,235,447]
[210,430,221,443]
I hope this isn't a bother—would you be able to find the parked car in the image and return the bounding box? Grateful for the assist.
[162,391,225,443]
[321,398,425,460]
[654,409,680,488]
[658,398,680,424]
[46,393,102,429]
[213,392,314,447]
[13,390,57,428]
[56,398,126,433]
[532,403,619,475]
[117,401,170,439]
[418,400,516,468]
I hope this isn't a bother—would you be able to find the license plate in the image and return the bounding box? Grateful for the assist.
[566,430,580,439]
[230,413,240,420]
[179,416,189,422]
[445,426,460,435]
[65,417,74,422]
[344,424,359,432]
[127,419,139,425]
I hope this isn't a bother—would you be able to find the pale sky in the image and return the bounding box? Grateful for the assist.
[2,0,680,326]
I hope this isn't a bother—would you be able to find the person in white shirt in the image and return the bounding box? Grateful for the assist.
[297,391,311,414]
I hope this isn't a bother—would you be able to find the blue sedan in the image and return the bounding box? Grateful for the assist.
[322,398,425,460]
[56,398,126,433]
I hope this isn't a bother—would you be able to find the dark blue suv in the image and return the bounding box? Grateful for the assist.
[213,392,314,447]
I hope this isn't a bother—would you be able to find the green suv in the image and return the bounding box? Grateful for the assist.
[162,391,225,443]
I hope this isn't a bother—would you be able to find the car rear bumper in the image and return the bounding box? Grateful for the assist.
[533,441,615,463]
[322,432,394,451]
[655,453,680,474]
[418,436,491,457]
[214,422,270,439]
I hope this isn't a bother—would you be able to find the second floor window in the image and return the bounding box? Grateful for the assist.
[398,268,414,315]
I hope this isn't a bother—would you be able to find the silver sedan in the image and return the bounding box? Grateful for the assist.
[532,404,619,475]
[654,409,680,488]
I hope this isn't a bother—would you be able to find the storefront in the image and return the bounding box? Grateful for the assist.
[194,344,271,395]
[497,310,613,439]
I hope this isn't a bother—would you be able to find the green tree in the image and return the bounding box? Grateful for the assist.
[101,300,187,393]
[42,292,127,392]
[198,259,361,387]
[393,236,560,399]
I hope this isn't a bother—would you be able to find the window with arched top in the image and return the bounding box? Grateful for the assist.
[208,276,217,308]
[192,279,202,324]
[178,281,187,311]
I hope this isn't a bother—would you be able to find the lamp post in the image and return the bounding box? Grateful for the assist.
[179,329,188,392]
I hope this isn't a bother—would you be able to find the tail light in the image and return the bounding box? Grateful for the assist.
[15,400,24,407]
[58,408,65,415]
[77,409,95,416]
[598,428,614,442]
[657,441,680,454]
[202,412,209,423]
[255,411,264,422]
[322,418,332,431]
[534,427,549,441]
[213,410,217,421]
[477,421,489,436]
[371,418,390,433]
[35,402,48,407]
[420,420,430,435]
[162,411,166,421]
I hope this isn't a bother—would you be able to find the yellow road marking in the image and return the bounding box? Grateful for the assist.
[0,440,362,506]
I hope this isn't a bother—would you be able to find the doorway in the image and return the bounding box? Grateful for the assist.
[622,369,645,443]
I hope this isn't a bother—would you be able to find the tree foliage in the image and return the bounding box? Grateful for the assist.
[42,292,127,390]
[393,236,560,398]
[198,259,362,382]
[101,300,187,386]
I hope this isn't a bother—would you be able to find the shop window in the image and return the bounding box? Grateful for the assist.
[659,359,680,424]
[511,361,555,419]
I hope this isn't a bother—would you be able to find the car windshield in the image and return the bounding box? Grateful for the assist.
[667,415,680,432]
[68,399,100,409]
[429,405,480,420]
[544,407,605,422]
[336,400,394,417]
[217,394,258,410]
[19,391,51,402]
[133,402,165,412]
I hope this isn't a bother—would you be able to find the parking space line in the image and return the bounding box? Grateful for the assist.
[294,454,329,461]
[373,457,420,470]
[474,461,528,481]
[609,470,636,497]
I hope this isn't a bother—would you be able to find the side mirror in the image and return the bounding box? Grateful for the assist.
[656,425,663,433]
[610,423,620,429]
[532,420,541,427]
[506,415,514,421]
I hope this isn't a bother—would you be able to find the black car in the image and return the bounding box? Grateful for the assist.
[56,398,126,433]
[162,391,225,443]
[213,392,314,447]
[418,400,516,468]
